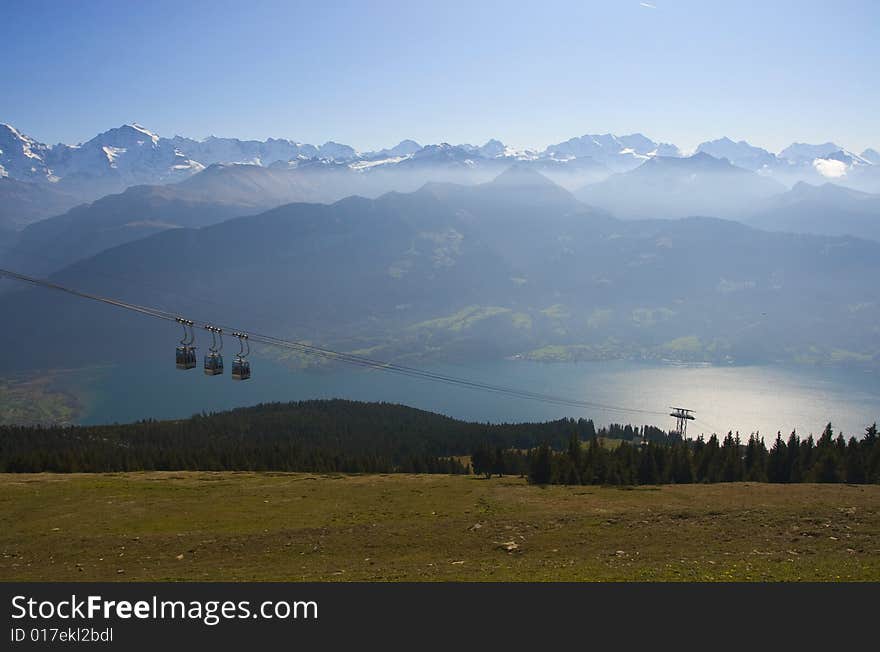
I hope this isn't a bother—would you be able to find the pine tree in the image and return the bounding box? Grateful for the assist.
[637,445,659,485]
[471,444,492,478]
[695,434,721,482]
[814,424,841,483]
[863,423,878,448]
[744,434,760,481]
[720,432,743,482]
[798,435,815,481]
[529,444,553,485]
[845,437,866,484]
[492,446,506,477]
[865,423,880,483]
[567,432,583,472]
[671,444,694,483]
[767,432,787,483]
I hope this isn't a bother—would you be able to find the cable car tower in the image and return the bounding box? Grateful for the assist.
[669,407,695,440]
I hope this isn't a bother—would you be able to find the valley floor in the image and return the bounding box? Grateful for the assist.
[0,473,878,581]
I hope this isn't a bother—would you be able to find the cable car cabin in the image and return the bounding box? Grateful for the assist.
[176,345,197,370]
[204,352,224,376]
[231,357,251,381]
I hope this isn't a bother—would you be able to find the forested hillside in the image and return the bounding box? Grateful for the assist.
[3,398,876,485]
[0,399,605,473]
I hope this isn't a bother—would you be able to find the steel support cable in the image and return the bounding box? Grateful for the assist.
[693,417,725,436]
[249,332,655,414]
[0,267,177,322]
[0,241,314,333]
[241,330,668,417]
[0,267,669,419]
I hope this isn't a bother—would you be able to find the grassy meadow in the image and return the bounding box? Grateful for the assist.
[0,472,877,581]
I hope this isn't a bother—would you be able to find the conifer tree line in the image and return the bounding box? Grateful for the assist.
[516,423,880,485]
[0,399,595,474]
[1,399,876,484]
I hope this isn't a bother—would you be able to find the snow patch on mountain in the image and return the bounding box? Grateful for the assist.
[127,123,160,146]
[349,156,408,171]
[813,158,849,179]
[102,146,124,167]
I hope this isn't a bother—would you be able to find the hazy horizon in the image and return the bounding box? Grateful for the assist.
[3,0,878,153]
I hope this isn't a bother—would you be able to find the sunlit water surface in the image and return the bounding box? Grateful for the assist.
[75,358,880,440]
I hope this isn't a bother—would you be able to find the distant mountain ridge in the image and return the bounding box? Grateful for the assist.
[0,177,79,229]
[695,137,778,172]
[3,184,256,277]
[2,121,879,239]
[1,168,878,374]
[576,152,785,219]
[4,121,877,197]
[746,181,880,242]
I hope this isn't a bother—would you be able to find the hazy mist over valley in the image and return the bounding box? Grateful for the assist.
[1,2,878,440]
[2,123,879,376]
[2,122,880,435]
[4,2,880,596]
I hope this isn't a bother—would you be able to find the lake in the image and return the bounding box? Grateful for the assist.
[76,356,880,440]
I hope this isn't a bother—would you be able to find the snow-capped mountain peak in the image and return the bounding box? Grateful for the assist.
[542,132,680,171]
[0,122,54,180]
[778,142,843,162]
[477,139,507,158]
[695,137,776,172]
[317,141,357,161]
[124,123,160,145]
[366,139,422,159]
[2,122,878,203]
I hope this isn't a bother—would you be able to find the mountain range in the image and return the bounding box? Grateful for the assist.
[1,167,877,374]
[0,123,202,197]
[3,150,879,282]
[3,121,878,228]
[576,152,786,219]
[1,122,878,372]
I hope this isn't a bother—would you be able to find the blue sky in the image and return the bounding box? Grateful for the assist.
[3,0,878,153]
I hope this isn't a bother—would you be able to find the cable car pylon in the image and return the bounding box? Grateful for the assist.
[669,406,695,440]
